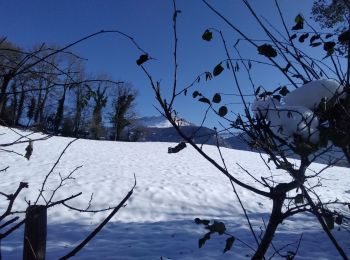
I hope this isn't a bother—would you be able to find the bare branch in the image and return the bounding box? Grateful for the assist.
[59,175,137,259]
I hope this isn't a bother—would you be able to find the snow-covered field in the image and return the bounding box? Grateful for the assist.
[1,126,349,259]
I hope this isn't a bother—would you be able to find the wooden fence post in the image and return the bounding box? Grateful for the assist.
[23,205,47,260]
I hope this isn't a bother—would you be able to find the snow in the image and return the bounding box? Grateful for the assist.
[283,79,343,110]
[251,96,280,118]
[268,105,319,144]
[1,126,350,259]
[252,79,345,144]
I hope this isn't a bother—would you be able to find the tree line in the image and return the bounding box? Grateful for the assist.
[0,38,138,141]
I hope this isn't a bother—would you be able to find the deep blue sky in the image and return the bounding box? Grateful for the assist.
[0,0,315,127]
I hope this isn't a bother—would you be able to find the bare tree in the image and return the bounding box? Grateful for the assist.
[110,83,137,141]
[137,1,350,258]
[0,30,146,258]
[88,83,108,139]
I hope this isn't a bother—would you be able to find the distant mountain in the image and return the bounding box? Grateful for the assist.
[131,116,235,148]
[133,115,194,129]
[224,132,252,150]
[131,116,257,150]
[131,116,349,168]
[140,125,231,146]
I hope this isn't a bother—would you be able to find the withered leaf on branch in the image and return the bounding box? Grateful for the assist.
[310,42,322,47]
[257,44,277,58]
[323,41,336,56]
[292,23,303,30]
[192,90,201,98]
[205,72,212,81]
[279,86,290,96]
[235,62,240,72]
[213,63,224,77]
[198,232,211,248]
[224,236,235,253]
[310,34,320,43]
[24,141,33,160]
[218,106,228,117]
[198,97,211,105]
[292,14,304,30]
[206,221,226,235]
[298,33,309,43]
[212,93,221,103]
[202,29,213,41]
[295,14,303,24]
[168,141,186,154]
[194,218,210,225]
[289,34,297,41]
[136,54,149,66]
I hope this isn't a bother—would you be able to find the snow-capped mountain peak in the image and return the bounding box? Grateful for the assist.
[134,115,194,128]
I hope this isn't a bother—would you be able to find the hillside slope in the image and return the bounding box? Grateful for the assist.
[0,126,349,259]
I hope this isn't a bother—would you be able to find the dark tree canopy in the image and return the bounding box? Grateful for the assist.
[312,0,350,31]
[110,83,137,141]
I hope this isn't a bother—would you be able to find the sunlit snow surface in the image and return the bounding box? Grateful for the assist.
[283,79,344,110]
[0,126,349,259]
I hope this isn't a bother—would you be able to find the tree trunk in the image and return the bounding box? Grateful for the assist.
[342,146,350,164]
[91,107,102,139]
[15,84,26,125]
[37,82,50,125]
[34,87,42,124]
[23,205,47,260]
[73,88,83,137]
[74,104,82,137]
[53,87,67,134]
[0,75,11,118]
[0,96,8,122]
[10,83,18,126]
[252,196,284,260]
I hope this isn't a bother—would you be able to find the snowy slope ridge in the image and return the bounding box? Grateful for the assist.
[1,126,349,259]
